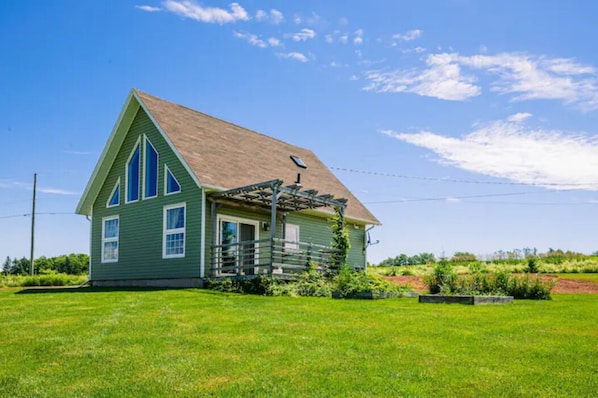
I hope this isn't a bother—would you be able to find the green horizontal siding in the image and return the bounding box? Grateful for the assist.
[91,107,202,281]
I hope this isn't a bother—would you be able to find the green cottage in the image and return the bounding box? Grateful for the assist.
[76,89,380,287]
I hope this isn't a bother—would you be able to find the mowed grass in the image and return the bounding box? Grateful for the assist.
[557,273,598,283]
[0,288,596,397]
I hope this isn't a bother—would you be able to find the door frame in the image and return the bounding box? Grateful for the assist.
[216,214,261,276]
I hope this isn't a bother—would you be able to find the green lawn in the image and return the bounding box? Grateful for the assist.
[0,288,596,397]
[557,273,598,282]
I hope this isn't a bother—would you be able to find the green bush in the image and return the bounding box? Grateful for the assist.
[1,273,87,288]
[425,261,458,294]
[335,268,404,298]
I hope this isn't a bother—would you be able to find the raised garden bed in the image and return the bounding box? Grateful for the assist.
[332,290,401,299]
[419,295,514,305]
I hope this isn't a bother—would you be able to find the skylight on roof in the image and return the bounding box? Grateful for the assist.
[290,155,307,169]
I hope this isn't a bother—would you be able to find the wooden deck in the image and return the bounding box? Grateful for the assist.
[210,238,342,278]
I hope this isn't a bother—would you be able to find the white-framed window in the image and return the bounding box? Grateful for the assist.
[164,165,181,195]
[285,223,300,250]
[163,203,186,258]
[106,178,120,208]
[102,216,119,263]
[126,138,141,203]
[143,135,159,199]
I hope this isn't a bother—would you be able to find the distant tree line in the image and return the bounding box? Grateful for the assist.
[1,254,89,276]
[376,252,436,267]
[375,248,596,266]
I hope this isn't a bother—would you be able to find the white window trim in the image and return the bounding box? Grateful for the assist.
[142,135,159,200]
[164,165,181,196]
[125,137,141,204]
[106,178,120,208]
[216,214,260,276]
[285,223,300,251]
[163,202,186,259]
[101,215,119,263]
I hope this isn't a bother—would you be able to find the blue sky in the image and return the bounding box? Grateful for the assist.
[1,0,598,263]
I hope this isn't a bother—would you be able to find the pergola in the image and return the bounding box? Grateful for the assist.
[208,179,348,275]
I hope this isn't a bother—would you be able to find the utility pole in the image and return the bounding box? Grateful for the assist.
[30,173,37,275]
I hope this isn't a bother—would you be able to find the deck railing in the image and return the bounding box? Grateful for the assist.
[210,238,342,277]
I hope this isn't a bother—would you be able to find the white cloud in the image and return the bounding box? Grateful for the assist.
[38,187,79,195]
[233,31,267,48]
[401,46,427,54]
[270,9,284,24]
[162,1,249,24]
[382,117,598,190]
[288,28,316,42]
[276,52,309,63]
[365,51,598,109]
[456,53,598,110]
[267,37,281,47]
[329,61,347,68]
[339,34,348,44]
[63,150,94,155]
[293,15,301,24]
[135,5,161,12]
[325,34,334,44]
[354,29,364,45]
[392,29,423,42]
[255,8,283,24]
[364,53,481,100]
[507,112,533,123]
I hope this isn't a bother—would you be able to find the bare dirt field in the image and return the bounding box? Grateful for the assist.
[385,274,598,294]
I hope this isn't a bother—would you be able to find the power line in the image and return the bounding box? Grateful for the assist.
[0,212,76,219]
[330,166,598,187]
[363,191,542,204]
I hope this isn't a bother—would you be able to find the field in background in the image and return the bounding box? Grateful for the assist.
[0,288,596,397]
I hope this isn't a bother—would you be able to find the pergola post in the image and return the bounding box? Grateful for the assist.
[210,199,217,277]
[269,181,279,276]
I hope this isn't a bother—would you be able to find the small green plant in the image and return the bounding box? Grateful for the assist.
[335,268,404,298]
[330,209,350,270]
[425,260,458,294]
[527,257,539,273]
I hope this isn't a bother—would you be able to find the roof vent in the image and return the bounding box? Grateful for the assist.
[290,155,307,169]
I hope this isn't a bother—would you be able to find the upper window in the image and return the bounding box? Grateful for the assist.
[102,216,119,263]
[144,137,158,199]
[107,179,120,208]
[165,165,181,195]
[163,203,186,258]
[126,141,141,203]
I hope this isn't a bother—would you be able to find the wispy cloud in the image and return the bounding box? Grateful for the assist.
[457,53,598,110]
[382,117,598,190]
[162,1,249,24]
[364,53,481,100]
[392,29,423,42]
[38,187,79,195]
[267,37,282,47]
[287,28,316,42]
[353,29,364,45]
[233,31,267,48]
[276,52,309,63]
[507,112,532,123]
[365,51,598,109]
[0,180,78,195]
[255,9,284,24]
[135,5,161,12]
[63,150,94,156]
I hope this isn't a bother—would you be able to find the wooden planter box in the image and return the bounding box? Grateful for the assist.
[418,295,514,305]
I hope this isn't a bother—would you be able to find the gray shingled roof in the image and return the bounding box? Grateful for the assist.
[136,89,379,225]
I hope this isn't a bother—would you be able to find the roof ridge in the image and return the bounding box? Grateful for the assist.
[133,88,313,154]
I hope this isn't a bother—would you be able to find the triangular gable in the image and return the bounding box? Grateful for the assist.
[75,89,200,215]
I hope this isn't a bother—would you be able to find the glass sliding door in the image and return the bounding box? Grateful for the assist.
[218,216,259,276]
